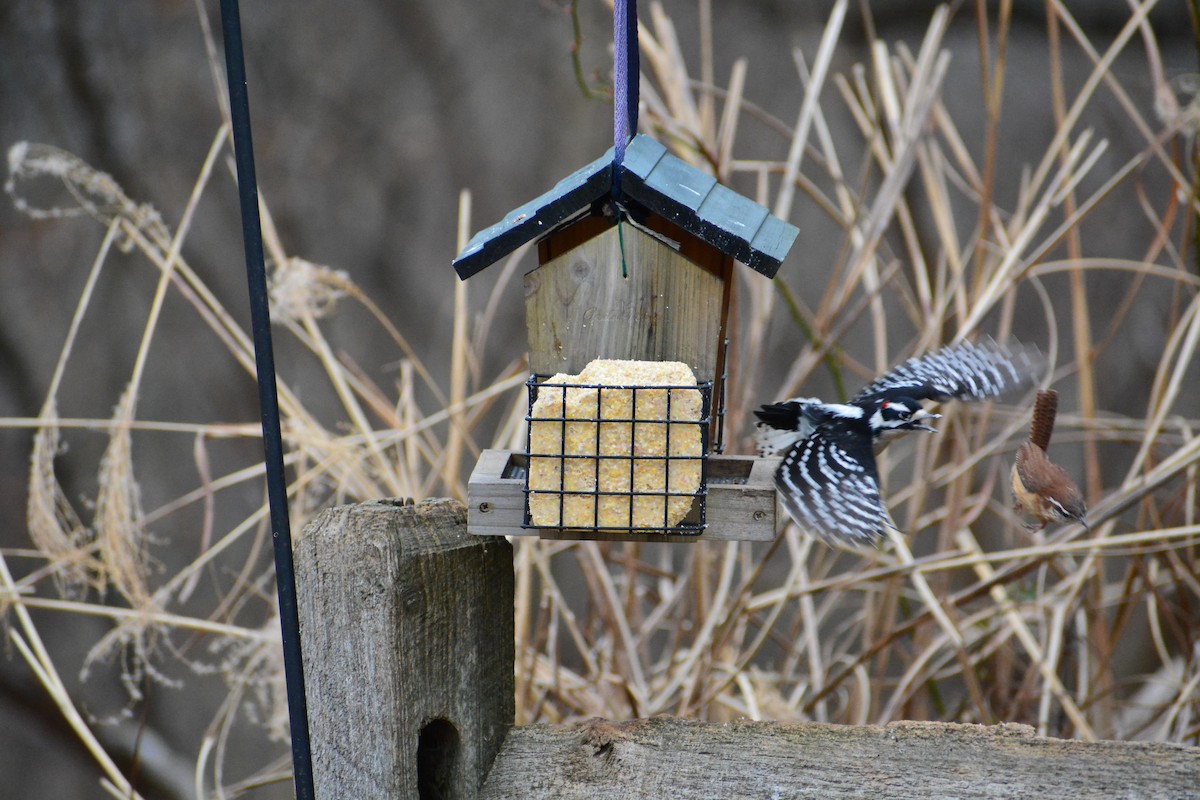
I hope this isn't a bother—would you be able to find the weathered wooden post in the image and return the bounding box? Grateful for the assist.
[296,498,513,799]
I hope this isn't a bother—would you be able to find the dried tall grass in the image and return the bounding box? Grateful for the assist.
[2,0,1199,796]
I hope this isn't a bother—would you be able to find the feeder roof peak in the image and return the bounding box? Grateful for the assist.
[453,134,798,280]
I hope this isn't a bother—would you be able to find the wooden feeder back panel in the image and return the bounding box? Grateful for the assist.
[524,224,724,382]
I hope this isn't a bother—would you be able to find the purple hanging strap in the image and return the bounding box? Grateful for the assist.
[612,0,639,200]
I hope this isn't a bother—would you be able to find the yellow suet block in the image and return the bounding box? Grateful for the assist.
[528,359,703,529]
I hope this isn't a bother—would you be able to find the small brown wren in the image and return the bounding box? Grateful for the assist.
[1011,389,1087,531]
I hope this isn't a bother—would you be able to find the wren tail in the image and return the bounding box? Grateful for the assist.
[1029,389,1059,452]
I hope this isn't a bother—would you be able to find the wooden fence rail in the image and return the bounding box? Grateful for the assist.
[296,500,1200,799]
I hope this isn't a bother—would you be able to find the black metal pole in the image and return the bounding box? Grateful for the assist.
[217,2,316,797]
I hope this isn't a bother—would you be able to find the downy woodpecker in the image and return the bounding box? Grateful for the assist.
[755,338,1044,546]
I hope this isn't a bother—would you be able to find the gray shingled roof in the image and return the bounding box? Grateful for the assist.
[452,135,798,280]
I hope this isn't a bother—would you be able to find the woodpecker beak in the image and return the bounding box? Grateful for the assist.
[910,409,941,433]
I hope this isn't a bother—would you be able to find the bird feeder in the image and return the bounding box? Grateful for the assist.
[454,135,798,541]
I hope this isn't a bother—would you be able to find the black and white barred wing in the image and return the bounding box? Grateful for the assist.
[775,432,888,546]
[853,338,1043,405]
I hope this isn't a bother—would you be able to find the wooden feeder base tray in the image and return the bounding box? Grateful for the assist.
[467,450,780,542]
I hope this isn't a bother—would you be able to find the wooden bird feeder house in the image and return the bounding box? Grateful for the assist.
[454,135,798,542]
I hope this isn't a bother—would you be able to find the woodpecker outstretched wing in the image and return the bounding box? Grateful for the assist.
[854,337,1043,406]
[776,425,889,546]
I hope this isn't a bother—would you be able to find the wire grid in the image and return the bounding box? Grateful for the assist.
[523,375,711,534]
[712,337,729,454]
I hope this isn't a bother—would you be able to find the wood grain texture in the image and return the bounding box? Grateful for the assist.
[296,498,513,799]
[525,224,724,383]
[468,450,779,541]
[481,717,1200,799]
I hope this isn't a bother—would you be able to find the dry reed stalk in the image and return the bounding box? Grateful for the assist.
[95,386,153,612]
[27,407,94,598]
[0,552,149,800]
